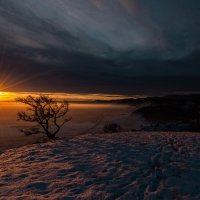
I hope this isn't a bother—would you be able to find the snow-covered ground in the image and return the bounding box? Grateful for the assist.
[1,132,200,199]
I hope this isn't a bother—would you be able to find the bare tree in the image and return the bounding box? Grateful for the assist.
[16,95,71,139]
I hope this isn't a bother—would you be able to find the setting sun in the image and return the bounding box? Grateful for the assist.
[0,92,17,102]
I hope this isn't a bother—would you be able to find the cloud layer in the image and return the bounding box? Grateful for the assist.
[0,0,200,94]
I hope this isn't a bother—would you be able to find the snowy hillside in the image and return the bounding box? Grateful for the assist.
[1,132,200,199]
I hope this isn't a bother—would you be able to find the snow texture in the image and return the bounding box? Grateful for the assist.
[1,132,200,199]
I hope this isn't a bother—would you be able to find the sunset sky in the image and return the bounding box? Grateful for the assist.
[0,0,200,95]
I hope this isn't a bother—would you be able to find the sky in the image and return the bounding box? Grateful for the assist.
[0,0,200,95]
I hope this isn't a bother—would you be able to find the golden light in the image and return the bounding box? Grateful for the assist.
[0,92,16,102]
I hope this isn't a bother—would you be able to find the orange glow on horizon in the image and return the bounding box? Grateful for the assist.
[0,91,144,102]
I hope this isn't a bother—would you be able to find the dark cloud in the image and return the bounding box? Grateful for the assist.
[0,0,200,95]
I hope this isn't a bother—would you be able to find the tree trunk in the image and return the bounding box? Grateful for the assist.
[46,132,56,140]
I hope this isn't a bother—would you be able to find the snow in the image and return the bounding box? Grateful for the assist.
[1,132,200,199]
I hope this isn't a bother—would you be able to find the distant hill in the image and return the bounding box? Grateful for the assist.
[133,94,200,130]
[94,94,200,131]
[94,93,200,106]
